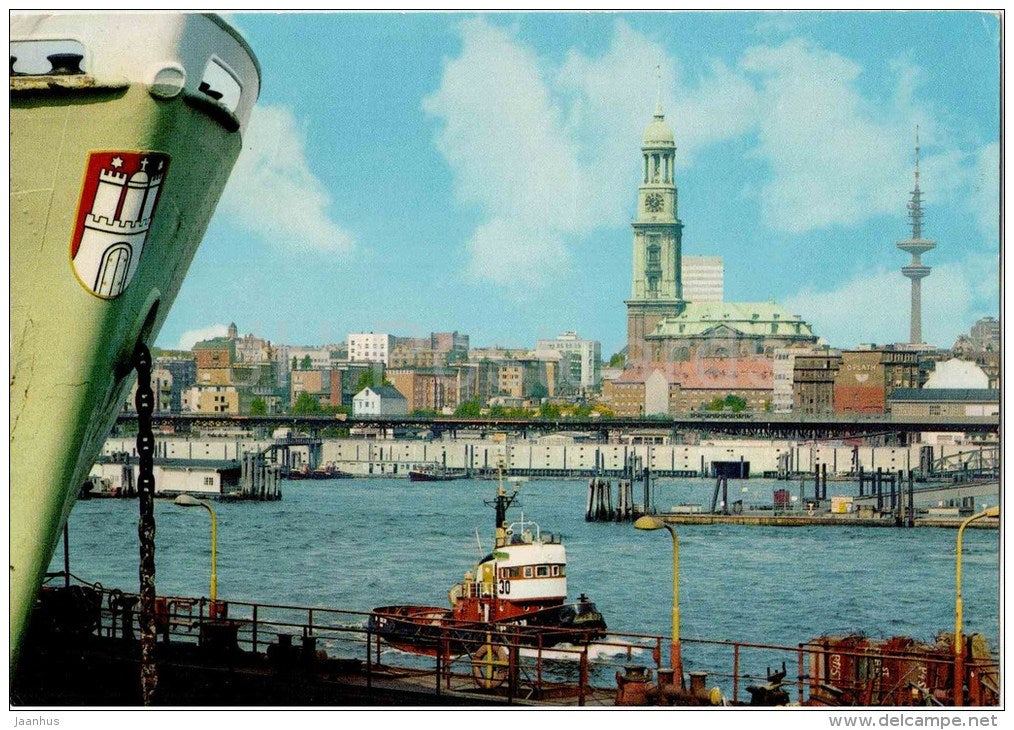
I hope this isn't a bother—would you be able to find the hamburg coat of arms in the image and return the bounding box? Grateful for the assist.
[69,151,170,299]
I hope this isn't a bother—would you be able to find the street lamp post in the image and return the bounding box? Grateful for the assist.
[953,505,999,706]
[173,494,217,604]
[634,515,684,690]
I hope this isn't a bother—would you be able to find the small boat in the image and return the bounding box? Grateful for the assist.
[310,464,352,480]
[286,464,352,480]
[408,464,464,482]
[369,470,607,664]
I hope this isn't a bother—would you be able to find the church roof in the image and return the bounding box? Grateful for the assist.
[646,301,816,339]
[616,358,773,390]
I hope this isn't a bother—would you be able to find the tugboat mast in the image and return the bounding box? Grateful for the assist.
[494,485,518,533]
[488,463,518,547]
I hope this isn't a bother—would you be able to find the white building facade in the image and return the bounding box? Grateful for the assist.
[348,333,394,366]
[534,331,601,390]
[681,256,724,302]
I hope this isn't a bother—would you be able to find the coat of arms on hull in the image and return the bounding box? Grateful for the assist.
[69,151,170,299]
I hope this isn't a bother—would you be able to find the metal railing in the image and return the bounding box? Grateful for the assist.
[73,583,998,707]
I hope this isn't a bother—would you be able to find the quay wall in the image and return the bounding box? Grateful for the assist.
[95,437,970,478]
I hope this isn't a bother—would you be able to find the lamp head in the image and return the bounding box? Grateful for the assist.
[634,515,665,531]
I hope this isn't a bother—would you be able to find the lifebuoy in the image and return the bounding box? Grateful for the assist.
[471,641,509,690]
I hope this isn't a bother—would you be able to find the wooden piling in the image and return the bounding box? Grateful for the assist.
[907,470,915,528]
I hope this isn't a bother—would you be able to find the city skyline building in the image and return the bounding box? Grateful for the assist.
[681,256,724,302]
[347,332,394,366]
[535,331,602,390]
[897,127,935,345]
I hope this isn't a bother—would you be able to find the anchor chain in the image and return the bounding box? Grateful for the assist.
[133,342,158,705]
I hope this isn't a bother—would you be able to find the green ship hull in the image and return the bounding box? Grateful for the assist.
[9,13,259,666]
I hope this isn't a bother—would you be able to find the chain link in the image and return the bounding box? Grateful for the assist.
[133,342,158,705]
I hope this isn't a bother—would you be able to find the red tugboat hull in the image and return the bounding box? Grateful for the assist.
[369,599,606,657]
[368,605,454,656]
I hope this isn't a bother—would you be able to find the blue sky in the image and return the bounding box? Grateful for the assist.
[158,11,1000,356]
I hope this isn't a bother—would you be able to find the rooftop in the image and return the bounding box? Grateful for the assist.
[648,301,815,339]
[889,388,999,402]
[360,385,407,400]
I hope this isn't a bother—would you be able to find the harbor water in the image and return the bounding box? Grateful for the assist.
[52,477,1000,687]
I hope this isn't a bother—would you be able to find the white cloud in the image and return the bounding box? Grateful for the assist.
[737,41,967,234]
[464,219,568,286]
[422,19,588,282]
[177,323,229,350]
[783,263,972,348]
[425,20,994,291]
[220,104,353,253]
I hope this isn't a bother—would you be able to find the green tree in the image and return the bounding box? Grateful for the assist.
[704,397,725,412]
[249,397,268,416]
[592,403,615,419]
[608,352,626,368]
[538,402,561,420]
[531,383,549,399]
[725,394,747,413]
[356,369,376,392]
[291,355,298,372]
[300,355,313,370]
[293,391,322,415]
[454,398,482,417]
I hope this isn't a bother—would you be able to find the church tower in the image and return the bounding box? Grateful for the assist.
[625,92,684,363]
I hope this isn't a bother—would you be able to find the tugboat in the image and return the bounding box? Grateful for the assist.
[370,471,606,662]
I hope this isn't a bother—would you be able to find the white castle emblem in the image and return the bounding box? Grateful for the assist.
[71,152,169,299]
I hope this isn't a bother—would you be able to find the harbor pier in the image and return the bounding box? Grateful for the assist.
[13,581,999,707]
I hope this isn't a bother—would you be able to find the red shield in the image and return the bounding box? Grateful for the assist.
[69,151,170,299]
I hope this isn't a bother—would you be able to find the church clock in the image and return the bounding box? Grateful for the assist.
[645,193,664,212]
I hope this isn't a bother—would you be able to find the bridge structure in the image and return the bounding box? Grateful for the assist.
[118,412,999,441]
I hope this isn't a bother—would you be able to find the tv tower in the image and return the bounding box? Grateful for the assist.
[897,127,935,344]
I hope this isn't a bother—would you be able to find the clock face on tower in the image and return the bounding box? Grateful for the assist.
[645,193,664,212]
